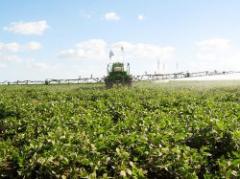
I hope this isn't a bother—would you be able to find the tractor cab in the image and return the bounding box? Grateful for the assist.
[107,62,130,73]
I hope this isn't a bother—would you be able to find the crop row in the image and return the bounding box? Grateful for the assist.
[0,85,240,178]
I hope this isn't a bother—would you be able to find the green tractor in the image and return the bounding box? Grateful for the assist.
[104,62,133,88]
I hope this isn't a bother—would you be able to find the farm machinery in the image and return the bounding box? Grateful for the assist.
[3,46,240,86]
[104,62,133,88]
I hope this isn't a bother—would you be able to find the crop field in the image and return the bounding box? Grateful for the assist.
[0,81,240,178]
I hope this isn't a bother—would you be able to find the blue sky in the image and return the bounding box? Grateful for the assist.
[1,0,240,81]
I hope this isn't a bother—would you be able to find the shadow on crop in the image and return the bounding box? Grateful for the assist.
[186,126,235,178]
[0,159,19,179]
[0,104,20,140]
[0,104,19,119]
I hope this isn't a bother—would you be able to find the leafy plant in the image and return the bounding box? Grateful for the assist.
[0,83,240,178]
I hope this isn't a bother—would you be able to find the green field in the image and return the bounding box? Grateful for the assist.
[0,82,240,178]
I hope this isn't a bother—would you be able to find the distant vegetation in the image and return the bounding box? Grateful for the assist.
[0,82,240,178]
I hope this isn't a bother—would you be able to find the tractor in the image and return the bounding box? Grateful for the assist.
[104,62,133,88]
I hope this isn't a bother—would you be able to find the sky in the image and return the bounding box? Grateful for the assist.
[1,0,240,81]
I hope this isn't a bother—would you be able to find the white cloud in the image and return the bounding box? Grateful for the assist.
[25,42,42,50]
[58,39,175,75]
[26,61,50,70]
[59,39,107,59]
[104,12,120,21]
[0,41,42,70]
[0,42,20,52]
[0,64,7,68]
[138,15,145,21]
[4,20,49,35]
[0,41,42,53]
[0,55,59,81]
[196,38,231,51]
[194,38,240,71]
[195,38,232,62]
[0,54,22,63]
[112,41,175,60]
[58,39,175,64]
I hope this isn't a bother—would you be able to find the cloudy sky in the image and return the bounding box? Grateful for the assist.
[1,0,240,81]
